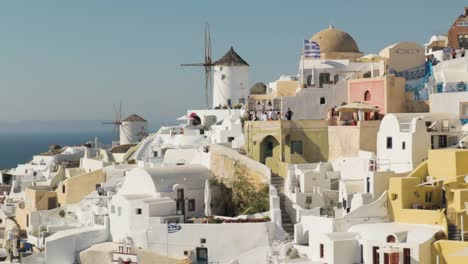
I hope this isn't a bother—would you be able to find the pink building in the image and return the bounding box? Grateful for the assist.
[348,75,406,119]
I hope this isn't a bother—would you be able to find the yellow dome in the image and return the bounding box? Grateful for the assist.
[311,26,360,53]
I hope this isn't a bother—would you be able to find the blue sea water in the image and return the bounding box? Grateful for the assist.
[0,131,113,169]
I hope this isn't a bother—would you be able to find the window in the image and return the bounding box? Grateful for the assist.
[319,73,331,88]
[439,135,448,148]
[402,141,406,150]
[403,248,411,264]
[386,235,396,243]
[442,120,449,132]
[364,90,372,101]
[334,74,339,84]
[307,74,313,86]
[330,179,339,191]
[431,136,435,149]
[62,185,66,194]
[425,191,433,203]
[458,34,468,49]
[228,137,235,142]
[320,244,324,258]
[360,245,364,263]
[188,199,196,212]
[153,151,158,157]
[291,141,303,154]
[227,99,232,106]
[111,205,115,214]
[320,97,326,105]
[386,137,393,149]
[95,184,101,190]
[136,208,142,215]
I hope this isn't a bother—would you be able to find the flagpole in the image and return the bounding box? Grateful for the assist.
[302,41,305,86]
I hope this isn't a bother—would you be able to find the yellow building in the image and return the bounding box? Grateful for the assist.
[328,120,381,161]
[56,169,105,206]
[247,78,298,113]
[388,149,468,263]
[244,120,329,176]
[16,186,58,230]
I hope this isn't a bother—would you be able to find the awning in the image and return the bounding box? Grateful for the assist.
[336,102,380,113]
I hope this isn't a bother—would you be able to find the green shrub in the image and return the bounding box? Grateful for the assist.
[210,168,269,216]
[58,210,65,218]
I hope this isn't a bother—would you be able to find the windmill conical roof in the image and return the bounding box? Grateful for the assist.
[122,114,147,122]
[214,47,249,66]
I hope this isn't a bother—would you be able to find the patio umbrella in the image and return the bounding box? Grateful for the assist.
[204,180,212,217]
[336,102,380,113]
[358,54,385,78]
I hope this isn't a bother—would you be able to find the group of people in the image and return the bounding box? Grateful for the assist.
[451,47,465,59]
[247,108,294,121]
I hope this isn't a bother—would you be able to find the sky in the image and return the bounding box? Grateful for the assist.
[0,0,465,131]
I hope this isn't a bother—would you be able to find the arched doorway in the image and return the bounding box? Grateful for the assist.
[384,235,399,264]
[364,90,372,101]
[260,135,280,164]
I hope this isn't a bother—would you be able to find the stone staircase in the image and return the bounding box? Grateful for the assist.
[271,174,294,238]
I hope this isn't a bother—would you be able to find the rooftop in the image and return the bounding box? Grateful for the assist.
[214,47,249,66]
[122,114,147,122]
[310,26,360,53]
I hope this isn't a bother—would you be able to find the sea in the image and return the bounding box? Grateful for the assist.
[0,131,113,169]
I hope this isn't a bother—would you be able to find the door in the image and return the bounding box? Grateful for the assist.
[176,189,185,220]
[48,197,57,210]
[373,247,380,264]
[384,253,399,264]
[390,253,399,264]
[196,247,208,264]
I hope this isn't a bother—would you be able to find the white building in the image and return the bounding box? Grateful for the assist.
[131,125,208,164]
[284,163,340,223]
[280,26,376,120]
[429,56,468,124]
[282,59,374,120]
[377,113,462,173]
[209,111,244,149]
[213,47,249,108]
[425,35,449,62]
[306,223,442,264]
[108,164,213,241]
[291,193,389,260]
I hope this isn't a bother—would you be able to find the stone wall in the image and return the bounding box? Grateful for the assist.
[210,144,270,188]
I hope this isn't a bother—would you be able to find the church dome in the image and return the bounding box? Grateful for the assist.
[311,26,360,53]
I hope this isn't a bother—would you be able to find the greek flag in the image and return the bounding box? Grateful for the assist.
[304,40,320,58]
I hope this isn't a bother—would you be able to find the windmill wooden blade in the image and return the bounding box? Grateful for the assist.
[113,123,119,140]
[180,23,214,108]
[180,63,205,66]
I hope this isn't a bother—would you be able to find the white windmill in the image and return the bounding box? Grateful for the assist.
[103,103,148,146]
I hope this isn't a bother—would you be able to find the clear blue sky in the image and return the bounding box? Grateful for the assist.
[0,0,465,126]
